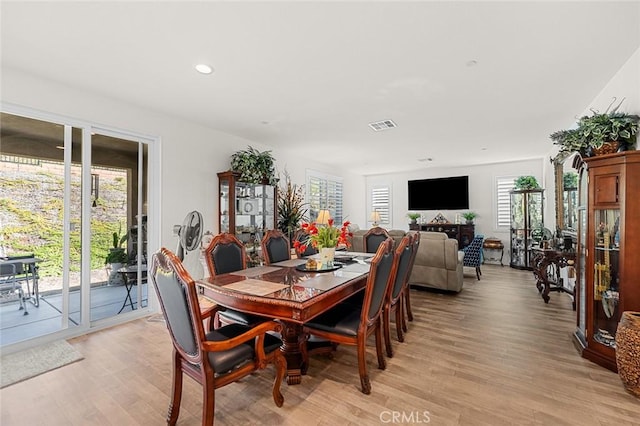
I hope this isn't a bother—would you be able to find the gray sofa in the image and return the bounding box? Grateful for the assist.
[408,231,464,293]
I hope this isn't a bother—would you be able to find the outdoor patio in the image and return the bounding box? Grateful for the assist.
[0,283,148,347]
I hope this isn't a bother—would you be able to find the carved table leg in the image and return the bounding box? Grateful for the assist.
[280,321,304,385]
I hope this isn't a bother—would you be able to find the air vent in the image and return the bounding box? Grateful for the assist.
[368,119,397,132]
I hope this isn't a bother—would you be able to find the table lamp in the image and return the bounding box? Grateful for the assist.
[316,209,331,225]
[369,210,381,227]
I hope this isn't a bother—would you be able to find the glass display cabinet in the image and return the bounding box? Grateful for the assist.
[217,171,277,266]
[574,162,588,349]
[574,151,640,372]
[509,189,544,270]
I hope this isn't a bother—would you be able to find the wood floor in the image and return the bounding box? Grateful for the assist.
[1,265,639,425]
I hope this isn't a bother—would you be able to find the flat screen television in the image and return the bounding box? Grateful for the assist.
[408,176,469,210]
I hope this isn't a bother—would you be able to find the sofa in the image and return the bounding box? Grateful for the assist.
[408,231,464,293]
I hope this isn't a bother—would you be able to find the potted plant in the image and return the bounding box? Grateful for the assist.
[105,230,128,285]
[550,108,639,156]
[514,176,540,190]
[462,212,477,224]
[407,212,421,225]
[230,146,278,185]
[277,171,308,245]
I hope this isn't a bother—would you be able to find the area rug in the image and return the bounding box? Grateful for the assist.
[0,340,83,388]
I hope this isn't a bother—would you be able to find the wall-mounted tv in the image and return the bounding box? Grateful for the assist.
[408,176,469,210]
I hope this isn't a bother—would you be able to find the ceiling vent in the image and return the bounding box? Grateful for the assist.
[368,119,397,132]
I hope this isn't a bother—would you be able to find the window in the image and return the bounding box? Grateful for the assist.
[306,170,343,224]
[496,176,516,228]
[371,185,391,225]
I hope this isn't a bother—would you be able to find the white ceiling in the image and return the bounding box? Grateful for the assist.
[2,1,639,175]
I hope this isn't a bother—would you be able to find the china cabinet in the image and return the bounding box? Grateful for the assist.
[573,151,640,372]
[509,189,544,270]
[217,171,277,266]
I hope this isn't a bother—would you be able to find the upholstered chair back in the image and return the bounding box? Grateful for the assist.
[204,232,246,276]
[150,248,202,364]
[364,226,391,253]
[390,235,413,300]
[364,238,395,323]
[261,230,291,265]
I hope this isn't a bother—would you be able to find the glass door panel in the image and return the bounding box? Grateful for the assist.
[591,208,620,348]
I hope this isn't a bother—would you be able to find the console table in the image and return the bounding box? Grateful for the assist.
[531,248,575,308]
[409,223,474,249]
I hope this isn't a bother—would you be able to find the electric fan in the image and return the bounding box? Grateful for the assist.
[174,211,203,261]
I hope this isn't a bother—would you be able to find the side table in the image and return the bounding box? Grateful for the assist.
[117,264,147,314]
[482,238,504,266]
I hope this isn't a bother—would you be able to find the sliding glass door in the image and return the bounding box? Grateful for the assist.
[0,108,155,350]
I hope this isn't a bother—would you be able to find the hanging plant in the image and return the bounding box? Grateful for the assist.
[230,146,278,185]
[514,176,540,190]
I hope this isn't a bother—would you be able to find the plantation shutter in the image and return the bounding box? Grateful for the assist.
[306,170,343,224]
[496,176,516,228]
[371,185,391,225]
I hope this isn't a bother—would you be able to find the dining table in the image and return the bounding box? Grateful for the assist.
[0,255,43,307]
[196,251,373,385]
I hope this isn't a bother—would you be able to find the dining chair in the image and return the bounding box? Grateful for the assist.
[149,247,286,426]
[261,230,291,265]
[302,238,396,394]
[293,228,318,258]
[363,226,391,253]
[0,263,28,315]
[383,235,413,357]
[204,233,267,329]
[404,231,421,323]
[463,234,485,280]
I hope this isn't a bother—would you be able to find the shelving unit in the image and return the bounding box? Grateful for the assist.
[217,171,277,266]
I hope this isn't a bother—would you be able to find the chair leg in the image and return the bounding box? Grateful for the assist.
[356,335,371,395]
[167,352,183,426]
[375,321,386,371]
[476,266,481,280]
[202,375,215,426]
[405,288,414,322]
[383,305,393,358]
[272,351,286,407]
[395,304,405,343]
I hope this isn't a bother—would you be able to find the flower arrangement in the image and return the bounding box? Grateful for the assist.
[294,217,352,252]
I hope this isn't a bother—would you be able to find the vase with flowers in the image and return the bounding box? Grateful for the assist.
[294,211,352,266]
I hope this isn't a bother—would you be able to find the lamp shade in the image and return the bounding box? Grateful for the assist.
[316,210,331,225]
[369,211,381,224]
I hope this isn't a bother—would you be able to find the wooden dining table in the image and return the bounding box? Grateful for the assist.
[196,252,373,385]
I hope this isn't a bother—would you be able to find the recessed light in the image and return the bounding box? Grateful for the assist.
[195,64,213,74]
[417,158,433,162]
[466,60,478,67]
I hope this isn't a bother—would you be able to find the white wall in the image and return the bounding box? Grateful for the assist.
[1,67,365,259]
[544,47,640,231]
[366,158,545,251]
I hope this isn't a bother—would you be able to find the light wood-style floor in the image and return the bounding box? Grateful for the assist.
[2,265,639,425]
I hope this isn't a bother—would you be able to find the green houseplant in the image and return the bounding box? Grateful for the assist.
[550,108,639,156]
[407,212,421,224]
[105,231,128,265]
[514,176,540,190]
[462,211,477,224]
[230,146,278,185]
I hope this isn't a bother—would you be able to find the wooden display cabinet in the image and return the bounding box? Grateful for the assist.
[573,151,640,372]
[217,171,277,266]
